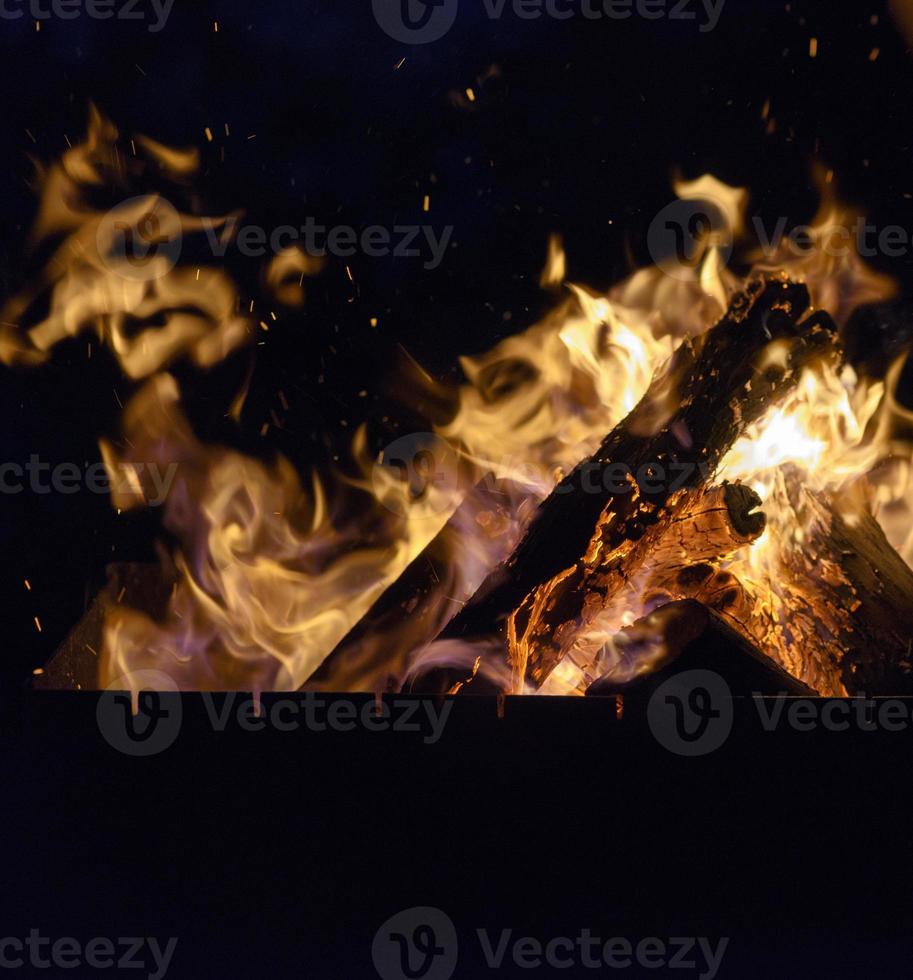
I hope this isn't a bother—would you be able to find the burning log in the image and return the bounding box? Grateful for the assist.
[585,599,817,700]
[303,477,532,693]
[593,470,913,696]
[641,482,766,589]
[789,479,913,694]
[437,277,839,690]
[714,471,913,696]
[512,480,769,693]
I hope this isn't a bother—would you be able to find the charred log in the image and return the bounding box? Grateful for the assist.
[586,599,816,701]
[439,277,838,689]
[303,477,531,693]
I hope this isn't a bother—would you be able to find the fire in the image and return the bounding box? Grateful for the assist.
[0,108,249,379]
[718,362,885,496]
[5,111,912,696]
[439,279,676,490]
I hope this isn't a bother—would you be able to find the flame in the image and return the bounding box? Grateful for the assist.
[1,109,250,379]
[439,285,677,491]
[102,375,464,689]
[746,168,897,325]
[6,112,912,696]
[539,234,566,289]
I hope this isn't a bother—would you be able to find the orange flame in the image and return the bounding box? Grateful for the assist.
[5,113,911,695]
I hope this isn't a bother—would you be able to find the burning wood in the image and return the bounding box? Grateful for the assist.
[710,469,913,696]
[436,277,840,691]
[15,119,913,698]
[585,599,817,699]
[311,274,913,700]
[304,476,534,693]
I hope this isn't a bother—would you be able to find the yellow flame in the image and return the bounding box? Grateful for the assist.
[6,114,912,696]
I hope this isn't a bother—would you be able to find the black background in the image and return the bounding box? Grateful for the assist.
[2,0,913,976]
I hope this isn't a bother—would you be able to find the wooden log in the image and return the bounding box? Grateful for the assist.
[641,482,765,588]
[440,277,838,690]
[303,476,533,692]
[585,599,817,699]
[506,481,768,694]
[637,469,913,696]
[720,470,913,696]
